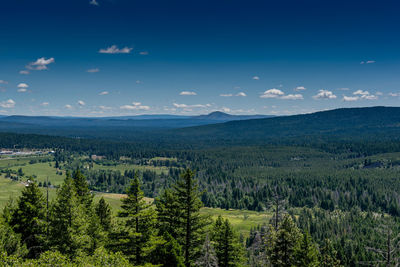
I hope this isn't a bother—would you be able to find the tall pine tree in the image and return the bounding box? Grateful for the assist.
[112,173,161,265]
[157,169,209,267]
[295,231,320,267]
[10,180,46,258]
[212,216,244,267]
[48,173,91,256]
[96,197,112,232]
[267,215,302,267]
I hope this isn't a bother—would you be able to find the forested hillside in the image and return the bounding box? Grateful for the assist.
[2,107,400,265]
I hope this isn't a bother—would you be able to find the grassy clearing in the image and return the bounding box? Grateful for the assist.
[10,162,65,186]
[0,176,25,208]
[96,193,268,237]
[92,162,170,175]
[201,207,270,237]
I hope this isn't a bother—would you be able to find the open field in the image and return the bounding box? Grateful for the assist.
[10,162,65,186]
[92,162,170,175]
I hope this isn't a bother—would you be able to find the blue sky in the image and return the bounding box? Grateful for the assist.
[0,0,399,116]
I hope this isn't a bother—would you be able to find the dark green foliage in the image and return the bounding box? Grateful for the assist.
[72,169,93,208]
[48,174,91,256]
[212,216,244,267]
[96,197,112,232]
[163,169,209,267]
[319,239,342,267]
[10,181,46,258]
[295,231,320,267]
[152,233,185,267]
[267,215,302,266]
[156,188,183,239]
[0,217,27,258]
[111,174,161,265]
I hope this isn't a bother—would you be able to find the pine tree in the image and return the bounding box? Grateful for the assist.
[157,169,209,267]
[176,169,209,266]
[72,169,93,208]
[320,239,342,267]
[152,232,185,267]
[267,215,302,267]
[48,174,91,256]
[96,197,112,232]
[112,174,160,265]
[73,169,104,253]
[0,217,27,258]
[295,231,320,267]
[10,180,46,258]
[196,234,218,267]
[156,188,183,239]
[212,216,244,267]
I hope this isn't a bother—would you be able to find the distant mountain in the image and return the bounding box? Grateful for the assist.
[0,112,275,138]
[192,111,272,121]
[4,107,400,144]
[173,106,400,142]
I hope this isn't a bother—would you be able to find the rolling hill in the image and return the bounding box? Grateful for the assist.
[173,106,400,142]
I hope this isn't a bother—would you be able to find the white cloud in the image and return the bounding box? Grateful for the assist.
[41,102,49,106]
[19,70,30,75]
[0,99,15,108]
[342,90,379,101]
[312,90,337,100]
[99,45,132,54]
[139,51,149,55]
[220,107,231,112]
[260,89,285,98]
[389,92,400,97]
[136,80,143,84]
[120,102,150,111]
[17,83,29,88]
[78,100,85,106]
[87,68,100,73]
[353,90,370,96]
[89,0,99,6]
[375,91,383,96]
[353,90,378,100]
[343,96,359,102]
[294,86,306,91]
[173,103,210,109]
[236,92,247,97]
[260,88,303,100]
[99,91,109,95]
[180,91,197,96]
[0,80,8,84]
[220,94,233,97]
[362,94,378,100]
[360,60,376,64]
[338,87,350,91]
[27,57,55,70]
[281,94,303,100]
[17,83,29,93]
[65,104,73,109]
[99,105,111,110]
[252,76,260,80]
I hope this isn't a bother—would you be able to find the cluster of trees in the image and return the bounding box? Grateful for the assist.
[0,169,243,266]
[1,168,348,266]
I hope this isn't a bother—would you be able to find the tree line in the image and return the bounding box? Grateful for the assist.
[0,169,349,266]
